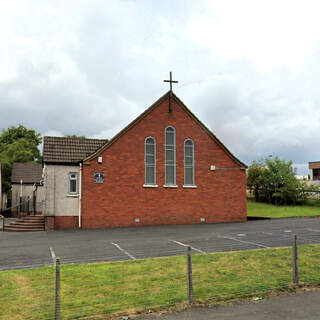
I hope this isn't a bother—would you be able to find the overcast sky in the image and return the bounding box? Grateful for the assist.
[1,0,320,174]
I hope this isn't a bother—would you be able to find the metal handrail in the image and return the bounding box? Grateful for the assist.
[0,214,4,232]
[6,198,33,217]
[0,197,37,231]
[5,202,26,212]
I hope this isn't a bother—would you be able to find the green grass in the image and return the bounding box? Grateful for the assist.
[247,199,320,218]
[1,245,320,319]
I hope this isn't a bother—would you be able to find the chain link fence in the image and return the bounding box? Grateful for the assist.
[1,236,320,320]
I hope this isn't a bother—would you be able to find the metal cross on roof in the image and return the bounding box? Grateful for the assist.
[164,71,178,112]
[164,71,178,92]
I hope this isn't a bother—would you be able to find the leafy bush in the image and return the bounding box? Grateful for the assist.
[247,157,301,205]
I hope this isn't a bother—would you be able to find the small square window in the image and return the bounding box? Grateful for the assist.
[94,172,104,183]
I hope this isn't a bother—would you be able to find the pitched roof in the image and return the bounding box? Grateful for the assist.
[43,136,108,164]
[84,91,247,168]
[12,162,43,184]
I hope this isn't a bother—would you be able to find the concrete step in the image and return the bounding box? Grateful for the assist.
[13,222,44,227]
[14,218,44,222]
[5,223,44,229]
[18,218,44,222]
[9,218,44,224]
[18,219,44,223]
[4,215,45,232]
[5,227,44,232]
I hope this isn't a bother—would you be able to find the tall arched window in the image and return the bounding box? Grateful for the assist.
[184,139,195,186]
[145,137,156,185]
[165,126,176,185]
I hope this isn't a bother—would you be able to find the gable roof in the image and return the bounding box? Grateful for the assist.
[12,162,43,184]
[43,136,108,164]
[84,91,247,168]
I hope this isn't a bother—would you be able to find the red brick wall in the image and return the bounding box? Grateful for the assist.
[55,216,78,229]
[82,96,247,228]
[45,216,78,230]
[45,216,54,230]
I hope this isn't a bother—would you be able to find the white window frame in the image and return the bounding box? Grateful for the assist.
[164,126,177,187]
[144,136,157,187]
[69,172,78,194]
[183,139,196,187]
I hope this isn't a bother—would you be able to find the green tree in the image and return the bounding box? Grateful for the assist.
[0,125,42,194]
[247,157,299,205]
[262,157,299,205]
[246,161,265,201]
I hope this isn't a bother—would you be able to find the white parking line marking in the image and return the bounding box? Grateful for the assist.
[284,230,292,233]
[308,228,320,233]
[218,236,269,248]
[237,234,246,237]
[170,240,205,253]
[262,232,273,235]
[111,242,136,260]
[49,247,56,260]
[49,247,57,266]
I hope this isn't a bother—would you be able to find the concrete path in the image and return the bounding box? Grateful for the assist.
[137,290,320,320]
[1,217,320,270]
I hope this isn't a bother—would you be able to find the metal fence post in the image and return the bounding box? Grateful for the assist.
[187,245,193,304]
[292,235,299,288]
[33,192,36,215]
[55,257,61,320]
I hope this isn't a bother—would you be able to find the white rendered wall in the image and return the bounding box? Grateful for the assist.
[44,164,79,216]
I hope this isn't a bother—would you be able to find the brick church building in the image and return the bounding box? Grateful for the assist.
[79,91,247,229]
[40,89,247,230]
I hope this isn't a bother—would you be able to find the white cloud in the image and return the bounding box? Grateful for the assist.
[185,0,320,73]
[43,130,63,137]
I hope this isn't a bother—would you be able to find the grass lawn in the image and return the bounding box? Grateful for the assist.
[0,245,320,320]
[247,199,320,218]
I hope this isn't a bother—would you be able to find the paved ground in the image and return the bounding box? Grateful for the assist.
[1,217,320,270]
[136,290,320,320]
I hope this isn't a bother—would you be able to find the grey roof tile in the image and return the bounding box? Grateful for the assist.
[12,163,43,184]
[43,136,107,163]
